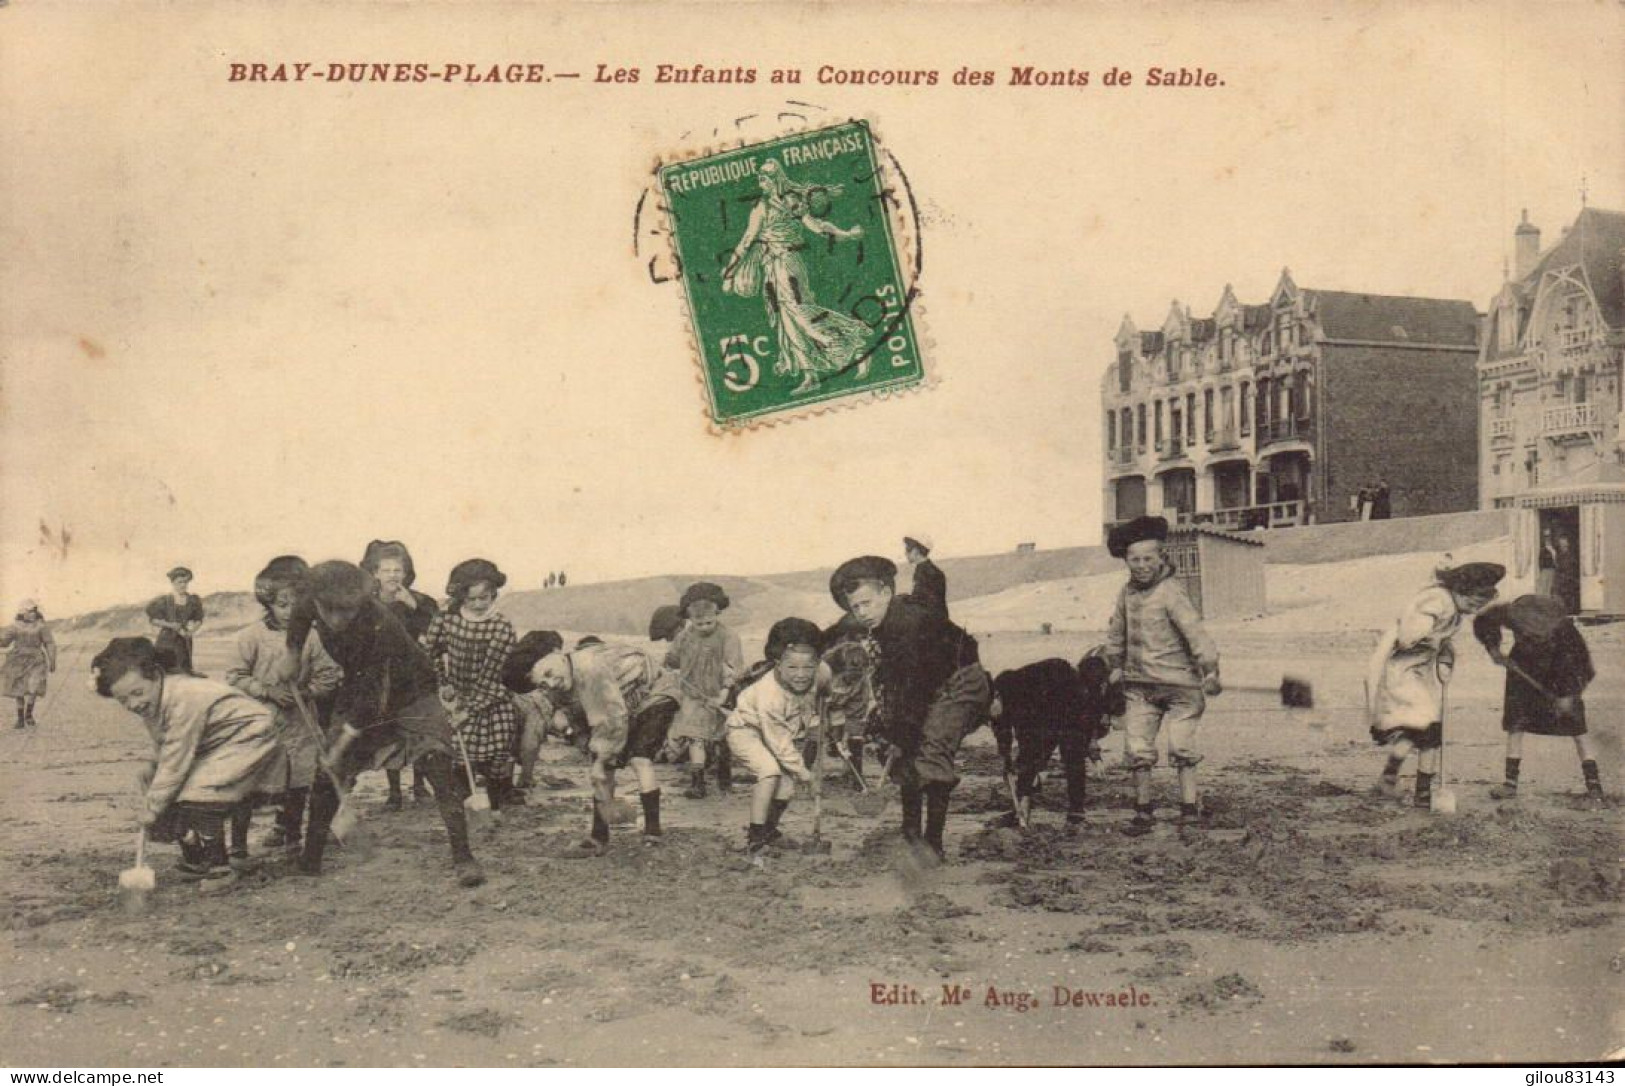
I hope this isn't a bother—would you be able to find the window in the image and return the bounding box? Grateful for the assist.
[1204,389,1215,439]
[1107,411,1116,449]
[1122,407,1133,449]
[1136,404,1146,448]
[1240,382,1252,436]
[1186,392,1197,444]
[1118,350,1133,393]
[1154,401,1164,445]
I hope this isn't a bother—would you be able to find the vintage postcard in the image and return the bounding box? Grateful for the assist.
[1,0,1621,1073]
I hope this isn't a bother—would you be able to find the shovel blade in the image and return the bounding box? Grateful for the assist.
[118,866,156,891]
[330,804,360,842]
[852,792,890,817]
[465,793,492,812]
[1281,677,1314,709]
[1431,789,1459,815]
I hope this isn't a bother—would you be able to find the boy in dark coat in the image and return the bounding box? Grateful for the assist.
[1473,594,1605,804]
[288,561,484,887]
[828,555,989,861]
[990,648,1119,828]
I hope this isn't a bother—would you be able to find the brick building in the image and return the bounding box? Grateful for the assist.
[1478,206,1625,613]
[1101,271,1481,537]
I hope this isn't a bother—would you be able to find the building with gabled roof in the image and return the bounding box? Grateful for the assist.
[1479,206,1625,614]
[1102,271,1480,539]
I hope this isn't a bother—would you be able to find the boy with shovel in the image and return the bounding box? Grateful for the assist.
[1473,594,1605,806]
[289,561,485,887]
[827,555,989,863]
[725,618,829,856]
[1366,560,1503,810]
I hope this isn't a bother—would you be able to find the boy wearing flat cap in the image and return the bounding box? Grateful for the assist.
[1367,559,1503,808]
[1473,594,1605,805]
[1104,516,1221,836]
[828,554,989,861]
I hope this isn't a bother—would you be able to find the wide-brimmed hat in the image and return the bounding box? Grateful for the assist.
[679,581,730,616]
[829,555,898,608]
[764,617,823,661]
[1505,594,1567,640]
[16,598,39,616]
[647,604,684,642]
[446,558,507,599]
[1436,561,1505,595]
[253,555,309,607]
[1107,516,1169,559]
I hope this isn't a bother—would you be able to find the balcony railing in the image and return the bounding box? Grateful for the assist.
[1488,417,1516,441]
[1110,445,1136,466]
[1543,403,1598,438]
[1206,500,1306,530]
[1160,437,1187,461]
[1559,328,1593,354]
[1208,426,1241,452]
[1259,415,1315,447]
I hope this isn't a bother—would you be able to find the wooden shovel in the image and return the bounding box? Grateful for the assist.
[852,748,898,817]
[291,688,361,843]
[805,711,832,854]
[1432,677,1458,816]
[118,827,155,908]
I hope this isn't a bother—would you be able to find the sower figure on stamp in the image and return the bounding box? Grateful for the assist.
[1104,517,1221,837]
[530,638,682,856]
[722,159,870,394]
[990,648,1118,831]
[1367,560,1503,808]
[828,556,989,863]
[1473,594,1606,806]
[289,561,484,887]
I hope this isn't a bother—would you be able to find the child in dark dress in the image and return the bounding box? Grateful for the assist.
[360,540,439,808]
[1473,594,1605,805]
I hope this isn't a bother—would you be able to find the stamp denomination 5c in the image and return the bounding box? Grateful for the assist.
[658,120,926,429]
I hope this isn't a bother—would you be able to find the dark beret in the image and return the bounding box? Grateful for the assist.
[447,558,507,598]
[575,635,604,648]
[1106,516,1169,559]
[166,566,194,581]
[253,555,309,607]
[1436,561,1505,595]
[647,604,684,642]
[764,617,824,661]
[679,581,731,616]
[1504,594,1566,640]
[829,556,898,608]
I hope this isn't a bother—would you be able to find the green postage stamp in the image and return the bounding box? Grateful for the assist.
[658,120,926,429]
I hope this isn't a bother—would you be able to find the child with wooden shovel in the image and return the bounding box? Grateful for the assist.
[1473,594,1606,806]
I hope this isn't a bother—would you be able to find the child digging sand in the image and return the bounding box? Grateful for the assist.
[529,636,682,856]
[225,557,342,857]
[421,559,523,814]
[289,561,484,887]
[726,618,827,856]
[1103,516,1221,836]
[1367,560,1503,808]
[95,637,286,891]
[666,582,743,799]
[1473,593,1606,806]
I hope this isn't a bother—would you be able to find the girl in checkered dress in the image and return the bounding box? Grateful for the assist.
[421,559,523,812]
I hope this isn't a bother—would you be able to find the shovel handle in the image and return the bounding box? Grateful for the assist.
[135,827,146,869]
[449,727,480,794]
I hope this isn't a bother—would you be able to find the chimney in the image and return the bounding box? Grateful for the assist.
[1514,209,1540,281]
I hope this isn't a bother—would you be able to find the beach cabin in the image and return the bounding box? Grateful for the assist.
[1164,526,1266,619]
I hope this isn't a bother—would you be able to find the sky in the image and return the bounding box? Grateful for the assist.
[2,0,1622,616]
